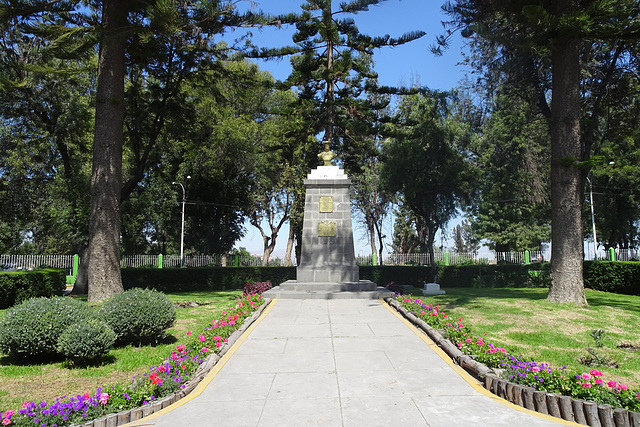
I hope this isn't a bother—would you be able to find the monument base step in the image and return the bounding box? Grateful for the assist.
[263,280,393,300]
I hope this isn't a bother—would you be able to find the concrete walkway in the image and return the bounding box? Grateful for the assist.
[129,299,578,427]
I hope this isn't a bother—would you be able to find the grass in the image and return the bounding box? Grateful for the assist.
[408,287,640,389]
[0,290,244,411]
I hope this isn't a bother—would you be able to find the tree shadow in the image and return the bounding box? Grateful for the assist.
[584,290,640,316]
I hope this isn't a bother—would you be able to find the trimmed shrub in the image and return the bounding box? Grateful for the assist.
[438,263,550,288]
[360,266,435,287]
[0,296,93,357]
[98,288,176,344]
[243,281,273,295]
[120,266,296,292]
[384,281,405,294]
[584,261,640,295]
[0,269,66,309]
[56,318,117,364]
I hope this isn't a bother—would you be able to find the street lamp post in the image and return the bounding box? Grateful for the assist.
[586,162,614,260]
[586,176,598,260]
[172,176,190,267]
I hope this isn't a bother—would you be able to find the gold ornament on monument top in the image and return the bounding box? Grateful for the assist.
[318,141,337,166]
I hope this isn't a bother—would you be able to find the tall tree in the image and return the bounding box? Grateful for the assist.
[250,0,425,155]
[469,92,551,252]
[382,91,474,271]
[442,0,640,304]
[87,0,128,301]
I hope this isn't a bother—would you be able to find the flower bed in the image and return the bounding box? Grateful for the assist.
[0,294,270,427]
[387,295,640,427]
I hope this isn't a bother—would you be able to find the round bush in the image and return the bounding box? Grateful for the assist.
[98,288,176,344]
[0,296,93,357]
[56,318,117,364]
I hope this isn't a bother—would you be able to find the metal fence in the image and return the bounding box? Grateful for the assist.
[367,250,546,266]
[1,249,636,274]
[0,254,75,275]
[120,254,277,268]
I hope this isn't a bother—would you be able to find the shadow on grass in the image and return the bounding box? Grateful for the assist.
[585,290,640,316]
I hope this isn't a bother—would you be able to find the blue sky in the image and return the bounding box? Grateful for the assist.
[233,0,469,258]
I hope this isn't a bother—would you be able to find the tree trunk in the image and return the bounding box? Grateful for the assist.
[284,225,294,267]
[368,217,378,265]
[87,0,127,302]
[70,246,89,296]
[547,11,587,305]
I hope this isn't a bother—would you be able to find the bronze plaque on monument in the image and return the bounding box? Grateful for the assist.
[319,196,333,212]
[318,221,337,237]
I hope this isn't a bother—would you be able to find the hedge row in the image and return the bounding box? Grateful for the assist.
[583,261,640,295]
[0,269,66,309]
[121,261,640,297]
[438,263,550,289]
[121,266,297,292]
[120,265,437,293]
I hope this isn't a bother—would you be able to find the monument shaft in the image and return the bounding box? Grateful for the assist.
[297,165,359,283]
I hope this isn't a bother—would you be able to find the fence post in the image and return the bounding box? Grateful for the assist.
[158,254,163,269]
[525,250,530,265]
[72,254,79,277]
[608,247,615,261]
[372,253,377,266]
[445,252,450,266]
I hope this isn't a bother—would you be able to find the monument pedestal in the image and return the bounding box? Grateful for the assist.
[264,166,392,300]
[422,282,446,295]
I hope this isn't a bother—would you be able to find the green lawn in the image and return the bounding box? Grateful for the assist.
[411,287,640,389]
[0,290,244,411]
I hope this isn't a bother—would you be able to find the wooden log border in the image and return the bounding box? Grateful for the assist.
[76,297,273,427]
[385,297,640,427]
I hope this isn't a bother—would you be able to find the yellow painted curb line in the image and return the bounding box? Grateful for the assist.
[381,299,582,426]
[122,298,278,426]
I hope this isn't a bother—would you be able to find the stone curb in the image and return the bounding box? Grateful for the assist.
[385,297,640,427]
[76,297,273,427]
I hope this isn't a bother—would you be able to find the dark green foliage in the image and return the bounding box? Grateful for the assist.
[583,261,640,296]
[98,288,176,344]
[438,263,550,288]
[120,267,297,292]
[359,266,435,287]
[243,281,273,296]
[384,281,405,294]
[0,269,66,309]
[0,297,93,357]
[56,318,117,364]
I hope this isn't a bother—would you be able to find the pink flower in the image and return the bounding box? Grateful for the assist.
[620,384,628,391]
[3,411,14,418]
[465,338,473,343]
[531,366,540,373]
[199,334,206,342]
[201,347,209,352]
[21,402,30,409]
[607,381,618,388]
[98,393,109,405]
[581,383,592,388]
[186,331,192,336]
[581,373,591,381]
[476,340,484,346]
[589,369,603,377]
[2,418,11,426]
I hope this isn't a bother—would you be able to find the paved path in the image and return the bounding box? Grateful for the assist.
[128,299,578,427]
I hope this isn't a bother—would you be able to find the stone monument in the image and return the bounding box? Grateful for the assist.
[264,146,392,299]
